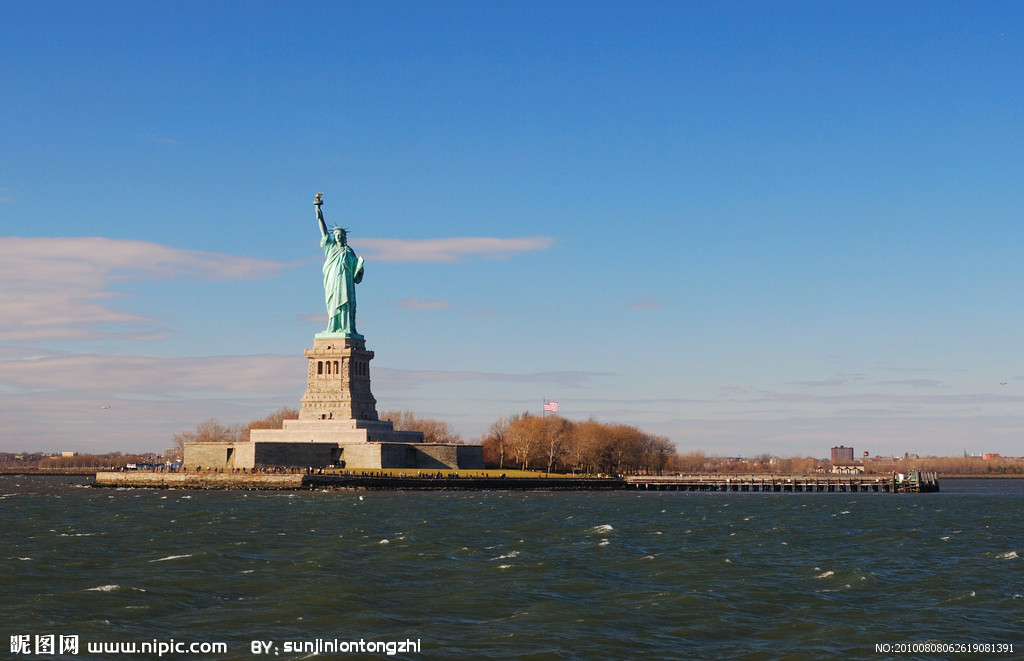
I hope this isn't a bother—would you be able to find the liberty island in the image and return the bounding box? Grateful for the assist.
[180,194,484,472]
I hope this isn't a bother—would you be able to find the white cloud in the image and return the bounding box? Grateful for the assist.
[0,350,305,452]
[374,367,608,389]
[0,351,301,398]
[624,297,663,310]
[352,236,555,263]
[0,237,285,342]
[397,298,451,311]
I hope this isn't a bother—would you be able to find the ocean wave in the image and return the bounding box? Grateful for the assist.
[996,551,1018,559]
[150,554,193,562]
[815,570,835,579]
[86,585,146,593]
[822,584,852,593]
[492,551,520,561]
[590,524,614,534]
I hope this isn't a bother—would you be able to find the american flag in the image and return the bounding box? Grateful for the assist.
[543,400,559,413]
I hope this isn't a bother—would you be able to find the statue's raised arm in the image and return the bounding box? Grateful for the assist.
[315,192,328,237]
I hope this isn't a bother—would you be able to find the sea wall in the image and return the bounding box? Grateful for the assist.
[94,472,303,489]
[92,472,623,491]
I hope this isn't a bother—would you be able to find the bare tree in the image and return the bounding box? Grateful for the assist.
[485,416,511,469]
[380,409,462,444]
[194,418,232,443]
[248,407,300,438]
[566,419,605,474]
[505,413,541,470]
[172,430,196,456]
[541,415,572,474]
[674,450,706,473]
[649,435,675,475]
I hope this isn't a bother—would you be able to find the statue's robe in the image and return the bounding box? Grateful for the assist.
[320,234,364,338]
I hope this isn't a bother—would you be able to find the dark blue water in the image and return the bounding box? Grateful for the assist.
[1,477,1021,659]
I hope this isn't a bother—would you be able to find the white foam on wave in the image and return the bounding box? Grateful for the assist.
[822,584,851,593]
[492,551,520,561]
[598,539,610,547]
[87,585,146,593]
[815,570,835,579]
[996,551,1018,559]
[88,585,121,592]
[150,554,193,562]
[497,564,512,570]
[590,524,614,534]
[379,539,389,545]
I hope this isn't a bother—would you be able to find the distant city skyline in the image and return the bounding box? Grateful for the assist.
[2,2,1023,458]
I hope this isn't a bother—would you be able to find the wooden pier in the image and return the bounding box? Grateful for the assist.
[626,470,939,493]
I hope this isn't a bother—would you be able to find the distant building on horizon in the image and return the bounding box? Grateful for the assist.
[831,445,854,462]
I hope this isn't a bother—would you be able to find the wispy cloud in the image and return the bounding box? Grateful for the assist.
[398,298,451,311]
[876,379,947,389]
[624,297,663,310]
[0,237,285,342]
[0,350,304,451]
[788,373,868,388]
[374,367,609,389]
[0,351,300,397]
[353,236,555,263]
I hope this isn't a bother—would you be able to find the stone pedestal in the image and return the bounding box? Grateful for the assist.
[299,337,378,421]
[185,334,486,471]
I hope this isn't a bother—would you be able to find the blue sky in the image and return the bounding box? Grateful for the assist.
[2,1,1023,458]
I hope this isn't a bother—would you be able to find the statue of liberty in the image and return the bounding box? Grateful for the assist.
[314,193,364,339]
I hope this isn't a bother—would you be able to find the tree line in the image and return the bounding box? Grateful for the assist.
[482,413,676,475]
[168,408,1024,477]
[7,452,163,471]
[171,407,301,454]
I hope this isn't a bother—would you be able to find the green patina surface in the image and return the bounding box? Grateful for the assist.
[315,193,364,339]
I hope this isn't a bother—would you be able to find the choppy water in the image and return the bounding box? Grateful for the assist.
[1,476,1021,660]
